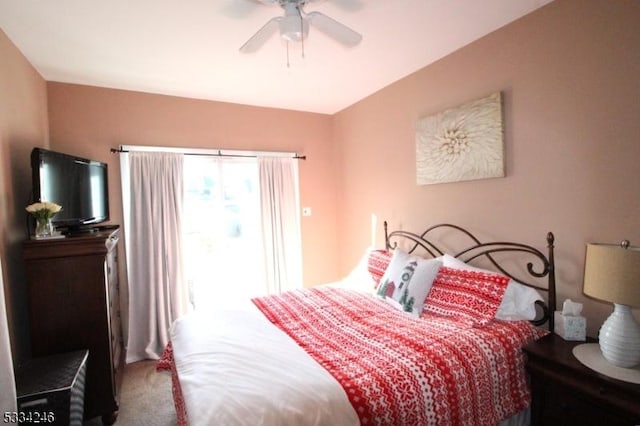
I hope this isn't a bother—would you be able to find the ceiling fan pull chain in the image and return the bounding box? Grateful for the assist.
[299,11,305,59]
[286,41,291,68]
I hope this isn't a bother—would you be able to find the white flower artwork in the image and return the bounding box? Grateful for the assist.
[416,92,504,185]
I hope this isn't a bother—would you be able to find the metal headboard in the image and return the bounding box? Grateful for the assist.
[384,221,556,330]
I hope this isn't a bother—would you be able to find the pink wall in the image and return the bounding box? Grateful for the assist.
[0,29,49,362]
[46,83,340,289]
[333,0,640,336]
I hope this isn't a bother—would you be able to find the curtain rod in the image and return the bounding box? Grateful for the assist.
[110,146,306,160]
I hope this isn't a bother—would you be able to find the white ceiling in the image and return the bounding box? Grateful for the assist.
[0,0,553,114]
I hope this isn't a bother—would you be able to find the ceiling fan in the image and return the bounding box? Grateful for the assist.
[239,0,362,55]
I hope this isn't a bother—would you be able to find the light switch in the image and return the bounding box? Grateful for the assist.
[302,207,312,217]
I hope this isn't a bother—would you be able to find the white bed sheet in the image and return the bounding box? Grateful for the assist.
[170,300,359,426]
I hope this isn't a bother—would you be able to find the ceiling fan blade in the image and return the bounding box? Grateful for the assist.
[306,11,362,47]
[221,0,260,19]
[239,17,282,53]
[329,0,364,12]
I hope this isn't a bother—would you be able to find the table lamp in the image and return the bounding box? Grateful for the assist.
[573,240,640,383]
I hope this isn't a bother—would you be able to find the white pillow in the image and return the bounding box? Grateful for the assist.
[339,247,378,294]
[376,249,442,317]
[440,254,543,321]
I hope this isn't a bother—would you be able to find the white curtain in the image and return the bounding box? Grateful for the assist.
[121,152,189,362]
[258,157,303,293]
[0,257,16,413]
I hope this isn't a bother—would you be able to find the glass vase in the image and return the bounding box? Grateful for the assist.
[35,218,54,238]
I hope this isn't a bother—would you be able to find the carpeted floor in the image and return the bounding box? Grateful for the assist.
[84,360,176,425]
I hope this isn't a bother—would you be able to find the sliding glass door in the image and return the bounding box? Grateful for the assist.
[183,157,264,310]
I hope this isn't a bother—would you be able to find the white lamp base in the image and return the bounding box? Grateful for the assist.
[573,343,640,384]
[598,304,640,367]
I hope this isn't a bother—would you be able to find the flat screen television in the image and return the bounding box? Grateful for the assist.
[31,148,109,233]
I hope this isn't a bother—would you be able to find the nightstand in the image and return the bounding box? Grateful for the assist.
[524,334,640,426]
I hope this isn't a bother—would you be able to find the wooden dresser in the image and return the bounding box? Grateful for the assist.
[23,228,124,424]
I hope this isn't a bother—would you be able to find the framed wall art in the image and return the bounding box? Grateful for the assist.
[416,91,504,185]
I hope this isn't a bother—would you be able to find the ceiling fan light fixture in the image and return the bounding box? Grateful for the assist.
[280,15,308,42]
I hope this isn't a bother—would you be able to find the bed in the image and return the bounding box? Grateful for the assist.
[158,222,556,425]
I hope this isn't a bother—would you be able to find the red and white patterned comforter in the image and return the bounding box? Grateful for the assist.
[252,287,547,425]
[161,287,547,425]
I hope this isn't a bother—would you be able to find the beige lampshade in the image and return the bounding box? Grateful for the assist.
[583,242,640,307]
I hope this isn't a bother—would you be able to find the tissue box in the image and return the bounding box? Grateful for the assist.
[554,311,586,341]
